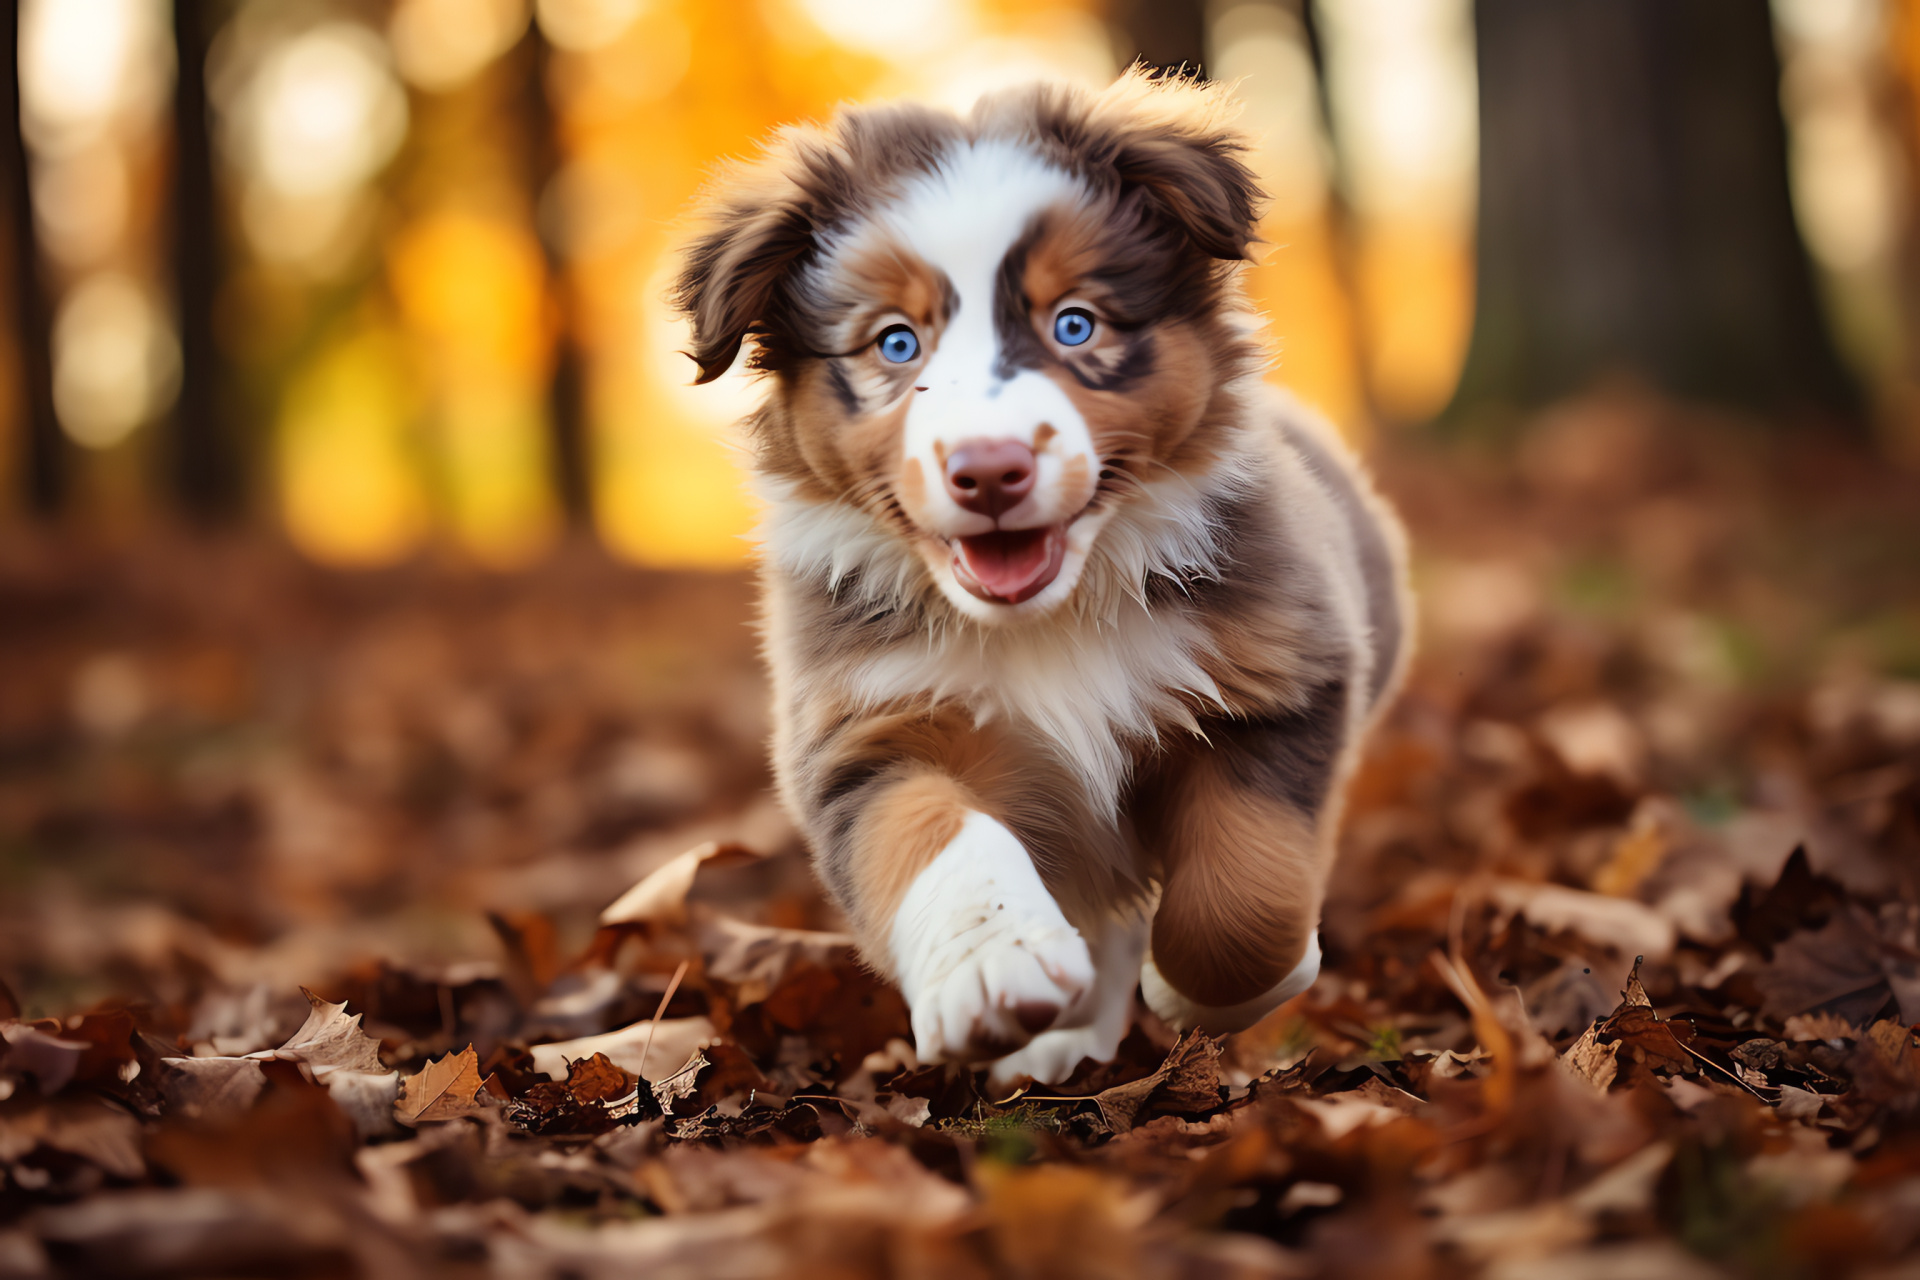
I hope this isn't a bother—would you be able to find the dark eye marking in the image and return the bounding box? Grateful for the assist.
[825,360,863,414]
[1065,332,1157,392]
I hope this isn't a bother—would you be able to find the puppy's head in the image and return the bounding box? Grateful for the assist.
[673,71,1264,622]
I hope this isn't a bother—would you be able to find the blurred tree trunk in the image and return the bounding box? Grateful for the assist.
[1110,0,1207,75]
[524,27,591,529]
[1449,0,1859,427]
[169,0,241,519]
[3,0,62,514]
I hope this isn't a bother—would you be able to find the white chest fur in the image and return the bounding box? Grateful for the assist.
[761,467,1249,815]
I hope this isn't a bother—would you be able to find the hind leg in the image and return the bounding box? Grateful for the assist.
[1133,680,1351,1033]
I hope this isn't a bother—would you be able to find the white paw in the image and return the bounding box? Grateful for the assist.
[1141,933,1321,1034]
[988,1024,1113,1089]
[989,910,1148,1088]
[891,813,1094,1063]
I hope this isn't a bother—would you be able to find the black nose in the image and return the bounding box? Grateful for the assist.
[944,439,1036,518]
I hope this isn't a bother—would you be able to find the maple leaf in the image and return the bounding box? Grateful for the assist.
[396,1046,485,1125]
[261,989,385,1076]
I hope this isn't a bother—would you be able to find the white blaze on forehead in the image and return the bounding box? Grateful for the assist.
[880,139,1079,307]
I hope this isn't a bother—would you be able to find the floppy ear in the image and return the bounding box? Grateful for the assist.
[1110,126,1262,262]
[1092,70,1264,262]
[670,189,815,385]
[673,131,846,384]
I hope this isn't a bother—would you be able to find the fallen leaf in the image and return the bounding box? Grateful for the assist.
[1783,1011,1861,1042]
[1561,1021,1619,1091]
[1753,907,1895,1025]
[1733,846,1847,958]
[58,1009,137,1085]
[530,1017,719,1084]
[566,1051,637,1105]
[258,990,385,1076]
[1091,1033,1222,1132]
[157,1056,269,1120]
[651,1049,709,1115]
[1487,880,1676,961]
[0,1023,87,1094]
[600,842,762,929]
[396,1046,485,1125]
[1294,1092,1405,1141]
[0,1096,143,1179]
[1606,1005,1695,1077]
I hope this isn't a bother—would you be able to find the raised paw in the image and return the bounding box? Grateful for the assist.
[891,813,1094,1063]
[909,924,1093,1062]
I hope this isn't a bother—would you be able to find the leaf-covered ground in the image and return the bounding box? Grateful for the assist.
[3,393,1920,1279]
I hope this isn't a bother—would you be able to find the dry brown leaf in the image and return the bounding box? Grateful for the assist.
[1091,1033,1222,1132]
[1782,1011,1861,1042]
[530,1017,719,1084]
[566,1051,638,1105]
[1607,1005,1696,1076]
[1561,1021,1619,1091]
[1855,1020,1920,1098]
[599,842,762,929]
[260,990,385,1076]
[1753,907,1894,1024]
[0,1097,143,1179]
[396,1046,485,1125]
[652,1049,709,1115]
[0,1023,87,1095]
[157,1056,269,1120]
[1487,879,1676,961]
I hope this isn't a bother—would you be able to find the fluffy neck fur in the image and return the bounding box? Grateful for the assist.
[756,426,1267,814]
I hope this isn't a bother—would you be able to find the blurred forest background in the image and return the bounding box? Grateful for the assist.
[1,0,1914,561]
[4,3,1920,1276]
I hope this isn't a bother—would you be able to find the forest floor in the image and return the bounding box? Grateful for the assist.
[3,389,1920,1279]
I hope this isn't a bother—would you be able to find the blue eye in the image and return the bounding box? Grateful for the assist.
[1054,308,1095,346]
[878,326,919,363]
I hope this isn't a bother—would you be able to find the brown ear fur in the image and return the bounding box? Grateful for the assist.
[670,141,827,385]
[985,68,1264,264]
[672,106,964,385]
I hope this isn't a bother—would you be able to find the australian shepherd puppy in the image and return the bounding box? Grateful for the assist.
[672,71,1411,1085]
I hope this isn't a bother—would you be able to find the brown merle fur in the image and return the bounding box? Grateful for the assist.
[674,71,1412,1023]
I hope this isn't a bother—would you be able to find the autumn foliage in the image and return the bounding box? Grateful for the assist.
[3,397,1919,1277]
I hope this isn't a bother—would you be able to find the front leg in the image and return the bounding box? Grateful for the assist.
[891,810,1094,1062]
[787,711,1094,1063]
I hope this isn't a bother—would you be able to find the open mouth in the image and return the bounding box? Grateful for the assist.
[950,524,1068,604]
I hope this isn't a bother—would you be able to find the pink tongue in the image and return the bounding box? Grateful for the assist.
[958,529,1055,600]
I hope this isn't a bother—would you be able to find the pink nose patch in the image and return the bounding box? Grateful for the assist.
[952,525,1067,604]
